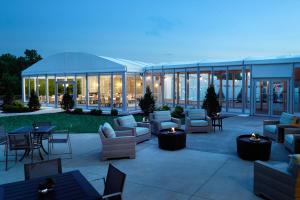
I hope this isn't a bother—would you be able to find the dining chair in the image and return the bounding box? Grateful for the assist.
[24,158,62,180]
[48,129,72,159]
[0,127,8,170]
[100,163,126,200]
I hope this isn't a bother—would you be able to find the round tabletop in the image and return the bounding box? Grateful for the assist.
[158,128,186,150]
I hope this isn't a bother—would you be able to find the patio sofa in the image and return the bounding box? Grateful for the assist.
[149,111,181,135]
[254,158,300,200]
[284,128,300,153]
[185,109,212,133]
[263,112,298,142]
[98,123,136,160]
[113,115,151,143]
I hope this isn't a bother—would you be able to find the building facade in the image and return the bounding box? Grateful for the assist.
[22,52,300,116]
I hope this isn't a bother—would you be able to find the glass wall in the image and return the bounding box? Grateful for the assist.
[88,76,98,106]
[175,72,185,106]
[199,71,210,106]
[48,76,55,104]
[100,75,111,108]
[187,70,198,107]
[136,75,143,108]
[294,68,300,113]
[164,71,174,106]
[76,75,86,105]
[24,78,30,101]
[37,76,46,103]
[145,73,152,89]
[153,72,162,105]
[213,70,226,109]
[126,75,136,109]
[245,69,251,111]
[113,75,122,108]
[228,69,243,112]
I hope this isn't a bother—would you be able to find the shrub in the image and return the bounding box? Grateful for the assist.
[3,101,30,113]
[73,108,83,114]
[111,108,118,116]
[160,105,170,111]
[202,84,221,117]
[90,109,102,116]
[61,93,74,112]
[28,90,40,111]
[171,106,184,118]
[138,86,155,118]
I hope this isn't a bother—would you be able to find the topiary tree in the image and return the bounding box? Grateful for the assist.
[61,93,74,112]
[138,86,155,119]
[28,90,40,111]
[202,84,221,117]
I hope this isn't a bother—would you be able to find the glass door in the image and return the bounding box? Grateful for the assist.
[254,79,289,116]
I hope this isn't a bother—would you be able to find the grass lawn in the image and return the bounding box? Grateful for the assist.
[0,112,144,133]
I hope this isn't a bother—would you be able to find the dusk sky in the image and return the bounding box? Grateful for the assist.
[1,0,300,63]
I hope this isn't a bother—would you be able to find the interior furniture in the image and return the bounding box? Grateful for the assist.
[98,125,136,161]
[48,129,72,159]
[254,160,300,200]
[114,115,151,143]
[0,170,100,200]
[236,134,272,161]
[284,127,300,153]
[24,158,62,180]
[100,163,127,200]
[149,111,181,135]
[263,112,298,142]
[185,109,212,133]
[158,128,186,150]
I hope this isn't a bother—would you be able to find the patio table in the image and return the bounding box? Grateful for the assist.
[0,170,101,200]
[9,126,56,160]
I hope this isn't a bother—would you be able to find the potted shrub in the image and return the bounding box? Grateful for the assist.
[111,108,118,116]
[28,90,41,111]
[61,93,74,112]
[138,86,155,120]
[202,84,221,117]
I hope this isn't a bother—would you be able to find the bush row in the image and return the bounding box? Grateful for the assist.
[2,101,31,113]
[155,105,185,118]
[69,108,118,116]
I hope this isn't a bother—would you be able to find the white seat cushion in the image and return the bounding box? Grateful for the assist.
[188,109,206,120]
[154,111,171,122]
[102,123,116,138]
[285,134,294,145]
[118,115,137,128]
[264,125,276,134]
[135,127,149,136]
[161,121,178,129]
[190,120,208,127]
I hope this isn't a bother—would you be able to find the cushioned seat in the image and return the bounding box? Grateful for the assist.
[190,120,208,127]
[135,127,149,136]
[285,134,294,145]
[264,125,276,134]
[161,122,178,129]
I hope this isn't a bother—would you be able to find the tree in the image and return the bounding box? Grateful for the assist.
[28,90,41,111]
[202,84,221,117]
[61,93,74,112]
[138,86,155,118]
[1,73,18,105]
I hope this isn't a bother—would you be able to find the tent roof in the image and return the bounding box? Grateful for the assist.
[22,52,148,76]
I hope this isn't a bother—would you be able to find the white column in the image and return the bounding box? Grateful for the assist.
[36,77,39,97]
[54,75,58,108]
[86,74,89,108]
[110,74,114,109]
[242,66,246,113]
[122,73,127,112]
[197,67,200,108]
[134,74,137,110]
[98,74,101,109]
[226,67,229,112]
[74,74,77,108]
[46,75,49,105]
[173,69,176,107]
[161,72,165,106]
[22,77,26,103]
[185,69,188,108]
[34,77,37,92]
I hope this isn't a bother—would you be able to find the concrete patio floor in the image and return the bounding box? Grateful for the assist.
[0,116,289,200]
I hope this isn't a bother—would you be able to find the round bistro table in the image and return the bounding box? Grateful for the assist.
[236,134,272,161]
[158,128,186,150]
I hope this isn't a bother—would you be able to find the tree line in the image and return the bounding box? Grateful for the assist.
[0,49,42,105]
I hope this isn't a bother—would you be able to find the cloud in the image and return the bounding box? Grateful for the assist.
[145,16,178,37]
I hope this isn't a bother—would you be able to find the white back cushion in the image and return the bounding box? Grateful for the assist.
[188,109,206,120]
[118,115,137,128]
[154,111,171,122]
[102,123,116,138]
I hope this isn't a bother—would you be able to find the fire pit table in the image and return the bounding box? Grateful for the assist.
[158,128,186,150]
[236,134,272,161]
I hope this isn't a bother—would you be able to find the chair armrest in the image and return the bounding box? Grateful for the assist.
[104,136,136,144]
[171,117,181,126]
[254,161,293,182]
[185,117,191,126]
[137,122,151,129]
[277,124,295,128]
[115,129,135,137]
[284,128,300,135]
[263,120,279,125]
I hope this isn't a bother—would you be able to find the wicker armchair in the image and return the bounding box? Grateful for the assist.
[185,109,212,133]
[113,115,151,143]
[254,160,300,200]
[98,125,136,161]
[284,128,300,153]
[149,111,181,135]
[263,112,298,142]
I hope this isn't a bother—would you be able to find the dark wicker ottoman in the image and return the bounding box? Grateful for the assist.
[158,128,186,150]
[236,134,272,161]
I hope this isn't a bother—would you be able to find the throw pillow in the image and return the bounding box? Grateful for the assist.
[118,115,137,128]
[102,123,116,138]
[287,154,300,176]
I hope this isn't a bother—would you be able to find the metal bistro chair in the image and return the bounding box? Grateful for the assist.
[24,158,62,180]
[48,129,72,159]
[100,163,127,200]
[0,127,8,170]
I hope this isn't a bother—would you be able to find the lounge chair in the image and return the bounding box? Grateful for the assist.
[185,109,212,133]
[149,111,181,135]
